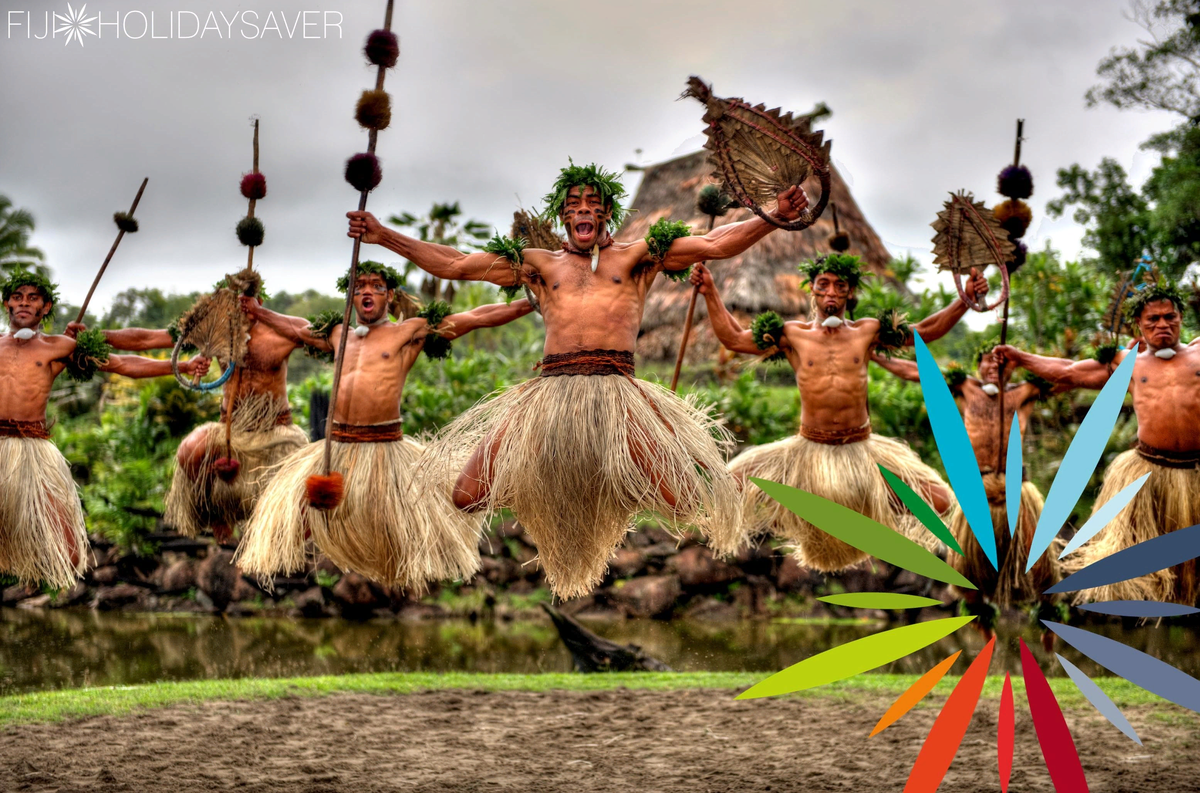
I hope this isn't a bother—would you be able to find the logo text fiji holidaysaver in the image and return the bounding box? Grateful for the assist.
[7,3,345,46]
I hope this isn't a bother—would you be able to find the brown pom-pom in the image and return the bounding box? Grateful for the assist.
[240,172,267,201]
[113,212,139,233]
[364,29,399,68]
[827,230,851,252]
[993,199,1032,238]
[306,472,345,511]
[355,90,392,131]
[345,153,382,193]
[213,457,240,483]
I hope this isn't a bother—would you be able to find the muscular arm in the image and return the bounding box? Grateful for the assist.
[870,353,920,383]
[659,186,807,272]
[104,327,174,351]
[996,346,1115,391]
[244,302,333,352]
[348,212,520,285]
[436,299,535,341]
[692,267,761,355]
[99,354,177,379]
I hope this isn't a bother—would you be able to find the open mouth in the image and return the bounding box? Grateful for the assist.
[361,297,375,311]
[573,221,595,240]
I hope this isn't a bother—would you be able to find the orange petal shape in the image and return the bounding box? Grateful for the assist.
[903,637,996,793]
[870,651,963,737]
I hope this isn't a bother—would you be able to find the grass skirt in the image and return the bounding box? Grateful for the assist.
[947,474,1058,605]
[1064,449,1200,605]
[729,432,952,571]
[421,374,742,600]
[236,436,479,591]
[0,437,87,589]
[164,395,307,537]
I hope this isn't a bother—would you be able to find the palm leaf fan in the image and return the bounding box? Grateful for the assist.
[171,273,251,389]
[508,208,559,313]
[682,76,831,231]
[930,191,1014,312]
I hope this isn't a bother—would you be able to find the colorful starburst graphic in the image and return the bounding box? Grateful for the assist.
[744,333,1200,791]
[54,3,97,48]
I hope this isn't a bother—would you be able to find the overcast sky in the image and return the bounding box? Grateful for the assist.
[0,0,1181,317]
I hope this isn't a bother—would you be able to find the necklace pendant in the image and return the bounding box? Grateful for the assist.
[590,243,600,273]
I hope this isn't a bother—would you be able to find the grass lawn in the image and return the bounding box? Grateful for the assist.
[0,671,1171,727]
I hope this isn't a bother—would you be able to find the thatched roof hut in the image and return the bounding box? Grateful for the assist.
[616,149,900,362]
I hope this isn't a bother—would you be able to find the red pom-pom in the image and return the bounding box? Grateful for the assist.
[213,524,233,545]
[240,172,267,201]
[364,29,399,68]
[345,153,382,193]
[213,457,241,483]
[306,472,345,511]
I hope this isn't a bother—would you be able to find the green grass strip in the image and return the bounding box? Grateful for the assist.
[878,464,965,556]
[750,477,976,590]
[0,671,1179,727]
[819,593,945,610]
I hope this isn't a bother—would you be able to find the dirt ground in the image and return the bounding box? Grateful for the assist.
[0,688,1195,793]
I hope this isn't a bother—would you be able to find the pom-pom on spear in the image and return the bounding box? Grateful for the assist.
[73,178,149,326]
[307,0,398,511]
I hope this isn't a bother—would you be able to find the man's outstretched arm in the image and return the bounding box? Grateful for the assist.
[70,324,174,352]
[347,211,521,285]
[659,187,807,272]
[436,299,535,341]
[994,345,1117,391]
[688,263,763,355]
[101,354,211,379]
[240,298,334,352]
[870,353,920,383]
[909,268,989,344]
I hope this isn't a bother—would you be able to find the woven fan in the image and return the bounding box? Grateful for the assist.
[683,76,831,231]
[511,209,562,250]
[930,191,1014,312]
[170,270,254,390]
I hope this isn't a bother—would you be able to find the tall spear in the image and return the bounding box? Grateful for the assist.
[307,0,398,510]
[669,185,733,392]
[72,178,149,325]
[995,119,1029,474]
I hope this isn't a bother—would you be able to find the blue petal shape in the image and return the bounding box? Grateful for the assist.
[914,333,995,568]
[1006,419,1022,537]
[1077,600,1200,618]
[1046,522,1200,594]
[1027,352,1136,572]
[1059,474,1150,559]
[1055,653,1142,745]
[1044,621,1200,713]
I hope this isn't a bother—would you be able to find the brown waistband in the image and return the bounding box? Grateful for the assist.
[1136,441,1200,470]
[981,466,1030,482]
[330,421,404,443]
[0,419,50,440]
[538,349,635,378]
[219,406,293,427]
[800,422,872,445]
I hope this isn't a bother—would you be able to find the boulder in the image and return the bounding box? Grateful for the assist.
[733,575,776,616]
[2,585,33,605]
[291,586,328,618]
[231,576,260,603]
[196,550,239,611]
[608,548,647,579]
[93,584,144,610]
[331,572,383,611]
[668,546,743,589]
[683,596,740,621]
[611,575,681,618]
[53,583,91,607]
[775,554,813,592]
[159,559,196,593]
[90,565,119,586]
[17,594,52,609]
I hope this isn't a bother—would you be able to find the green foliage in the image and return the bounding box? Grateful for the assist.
[1005,246,1112,356]
[400,346,515,437]
[0,195,46,277]
[540,159,629,228]
[314,570,340,589]
[750,311,786,361]
[875,309,911,355]
[944,364,968,390]
[64,329,112,383]
[336,261,402,293]
[689,372,799,446]
[303,309,341,363]
[103,288,200,331]
[418,300,454,360]
[1093,341,1120,365]
[1,268,59,305]
[1125,275,1187,320]
[799,254,864,290]
[645,218,692,272]
[482,234,525,264]
[1023,372,1056,401]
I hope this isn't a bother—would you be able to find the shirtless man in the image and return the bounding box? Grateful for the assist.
[1,271,209,589]
[345,162,808,599]
[235,262,534,590]
[689,254,987,573]
[98,274,309,541]
[872,346,1064,603]
[995,282,1200,605]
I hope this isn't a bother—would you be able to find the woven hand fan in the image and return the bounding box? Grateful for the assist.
[171,269,256,390]
[930,191,1014,312]
[683,76,831,231]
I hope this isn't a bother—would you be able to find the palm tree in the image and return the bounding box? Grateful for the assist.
[0,195,47,278]
[388,201,491,303]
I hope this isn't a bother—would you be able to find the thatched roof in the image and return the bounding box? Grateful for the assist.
[616,149,900,362]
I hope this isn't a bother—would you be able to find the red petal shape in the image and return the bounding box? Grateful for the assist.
[903,636,996,793]
[1019,639,1089,792]
[998,672,1014,793]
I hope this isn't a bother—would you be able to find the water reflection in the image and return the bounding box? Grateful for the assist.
[1,609,1196,696]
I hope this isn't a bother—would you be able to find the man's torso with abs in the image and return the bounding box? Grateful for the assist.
[1127,345,1200,452]
[330,320,422,425]
[961,381,1035,472]
[220,321,297,411]
[784,320,876,432]
[523,244,656,355]
[0,335,70,422]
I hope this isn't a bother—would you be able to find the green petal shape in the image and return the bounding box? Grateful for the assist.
[819,593,944,610]
[750,477,977,590]
[878,465,964,556]
[736,617,976,699]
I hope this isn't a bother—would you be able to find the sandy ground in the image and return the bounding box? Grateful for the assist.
[0,688,1195,792]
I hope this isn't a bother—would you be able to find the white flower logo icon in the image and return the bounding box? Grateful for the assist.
[54,3,98,47]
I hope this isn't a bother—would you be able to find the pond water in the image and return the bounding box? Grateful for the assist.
[2,609,1197,696]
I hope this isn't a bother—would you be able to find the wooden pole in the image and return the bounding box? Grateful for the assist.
[247,119,260,272]
[321,0,394,476]
[669,213,717,392]
[996,118,1023,476]
[74,178,148,324]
